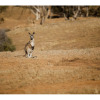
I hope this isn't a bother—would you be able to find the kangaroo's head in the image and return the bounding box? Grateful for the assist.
[28,32,35,40]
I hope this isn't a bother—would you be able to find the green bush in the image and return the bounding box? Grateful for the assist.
[0,30,16,52]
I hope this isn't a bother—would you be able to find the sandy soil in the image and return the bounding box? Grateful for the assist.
[0,16,100,94]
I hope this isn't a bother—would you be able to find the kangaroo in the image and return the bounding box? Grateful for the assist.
[24,32,35,58]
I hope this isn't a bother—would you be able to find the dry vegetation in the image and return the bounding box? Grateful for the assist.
[0,8,100,94]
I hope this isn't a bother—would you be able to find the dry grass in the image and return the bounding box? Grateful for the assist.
[0,17,100,94]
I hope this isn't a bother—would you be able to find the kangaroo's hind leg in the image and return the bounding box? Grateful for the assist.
[27,52,30,58]
[25,50,27,57]
[30,52,33,58]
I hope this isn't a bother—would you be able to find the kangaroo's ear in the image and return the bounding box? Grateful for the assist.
[28,32,31,35]
[33,32,35,34]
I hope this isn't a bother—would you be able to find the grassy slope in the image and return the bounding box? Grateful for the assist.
[0,16,100,94]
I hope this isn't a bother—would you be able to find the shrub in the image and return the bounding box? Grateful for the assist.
[0,6,8,13]
[0,17,4,24]
[0,29,16,52]
[89,6,100,17]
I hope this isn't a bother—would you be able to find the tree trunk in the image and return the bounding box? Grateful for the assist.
[64,13,67,20]
[36,12,39,20]
[40,6,45,25]
[73,6,80,20]
[45,6,51,19]
[86,6,89,17]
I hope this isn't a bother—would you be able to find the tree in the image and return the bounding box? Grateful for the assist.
[28,6,100,24]
[29,6,51,25]
[73,6,81,20]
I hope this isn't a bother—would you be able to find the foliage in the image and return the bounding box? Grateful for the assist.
[0,30,16,52]
[89,6,100,17]
[0,6,8,13]
[51,6,100,17]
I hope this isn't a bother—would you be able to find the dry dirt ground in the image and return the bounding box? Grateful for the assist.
[0,17,100,94]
